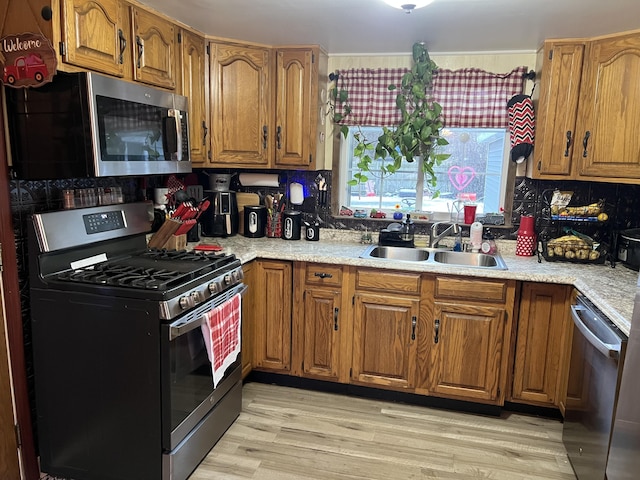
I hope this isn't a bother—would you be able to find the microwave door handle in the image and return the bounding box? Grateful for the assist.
[571,304,621,359]
[163,111,181,160]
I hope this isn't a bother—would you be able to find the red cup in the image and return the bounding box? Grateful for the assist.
[463,204,477,224]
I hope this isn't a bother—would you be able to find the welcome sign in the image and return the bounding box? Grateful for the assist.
[0,32,56,88]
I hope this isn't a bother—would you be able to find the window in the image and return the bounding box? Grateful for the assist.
[339,126,509,218]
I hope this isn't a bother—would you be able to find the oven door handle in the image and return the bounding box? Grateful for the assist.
[571,304,620,360]
[168,284,247,340]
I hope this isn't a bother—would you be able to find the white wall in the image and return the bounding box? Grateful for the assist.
[323,51,537,168]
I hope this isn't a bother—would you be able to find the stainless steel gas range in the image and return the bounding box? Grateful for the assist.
[27,202,244,480]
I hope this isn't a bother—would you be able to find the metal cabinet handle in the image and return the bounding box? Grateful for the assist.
[202,121,208,146]
[434,318,440,344]
[582,131,591,158]
[136,35,143,68]
[564,130,572,157]
[118,29,126,65]
[276,126,282,149]
[334,307,339,331]
[411,315,417,341]
[314,272,333,279]
[262,125,268,149]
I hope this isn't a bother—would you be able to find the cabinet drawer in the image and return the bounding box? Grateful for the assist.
[305,264,343,287]
[356,269,421,294]
[434,276,508,303]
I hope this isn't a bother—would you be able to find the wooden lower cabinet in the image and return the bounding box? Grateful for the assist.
[429,302,508,402]
[351,292,420,390]
[427,276,516,405]
[253,260,292,372]
[510,282,572,408]
[292,263,349,382]
[241,261,256,378]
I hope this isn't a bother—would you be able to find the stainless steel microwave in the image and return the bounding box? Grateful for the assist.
[5,71,191,179]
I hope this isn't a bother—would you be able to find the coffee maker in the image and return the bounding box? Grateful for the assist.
[200,191,239,237]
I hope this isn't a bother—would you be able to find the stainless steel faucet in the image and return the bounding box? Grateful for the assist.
[429,221,461,248]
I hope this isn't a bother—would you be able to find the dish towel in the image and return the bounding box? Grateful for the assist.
[201,293,242,387]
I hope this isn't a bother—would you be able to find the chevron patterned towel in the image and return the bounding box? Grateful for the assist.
[507,94,535,163]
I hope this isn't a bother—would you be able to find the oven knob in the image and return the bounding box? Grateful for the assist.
[208,282,219,294]
[224,274,232,285]
[179,295,194,309]
[190,291,201,304]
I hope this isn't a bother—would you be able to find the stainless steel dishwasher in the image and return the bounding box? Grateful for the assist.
[563,294,628,480]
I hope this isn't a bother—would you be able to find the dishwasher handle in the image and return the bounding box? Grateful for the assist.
[571,304,620,360]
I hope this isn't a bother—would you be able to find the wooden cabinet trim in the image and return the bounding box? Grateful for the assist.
[434,276,509,304]
[355,269,421,294]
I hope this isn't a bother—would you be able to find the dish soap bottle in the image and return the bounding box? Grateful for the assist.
[470,221,483,252]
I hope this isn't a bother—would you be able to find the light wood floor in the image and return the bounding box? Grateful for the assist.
[190,382,576,480]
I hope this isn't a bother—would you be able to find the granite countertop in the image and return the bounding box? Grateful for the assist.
[197,231,639,336]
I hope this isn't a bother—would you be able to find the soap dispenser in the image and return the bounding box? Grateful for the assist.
[402,214,415,243]
[470,221,483,252]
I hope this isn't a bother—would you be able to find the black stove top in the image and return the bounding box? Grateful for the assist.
[56,249,237,292]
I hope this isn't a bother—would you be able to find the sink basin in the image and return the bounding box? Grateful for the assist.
[359,245,507,270]
[433,250,507,269]
[361,245,430,262]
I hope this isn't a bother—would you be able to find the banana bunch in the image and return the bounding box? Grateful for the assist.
[551,201,604,217]
[547,235,600,261]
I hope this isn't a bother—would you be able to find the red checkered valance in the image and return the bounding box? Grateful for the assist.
[335,66,527,128]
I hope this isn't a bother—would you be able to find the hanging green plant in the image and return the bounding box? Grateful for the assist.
[330,42,451,193]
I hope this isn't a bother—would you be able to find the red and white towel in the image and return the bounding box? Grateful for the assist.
[201,293,241,387]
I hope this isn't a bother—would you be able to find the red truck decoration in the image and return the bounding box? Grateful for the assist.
[3,53,49,85]
[1,33,57,88]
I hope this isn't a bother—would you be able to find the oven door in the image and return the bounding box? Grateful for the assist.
[160,283,246,451]
[563,296,627,480]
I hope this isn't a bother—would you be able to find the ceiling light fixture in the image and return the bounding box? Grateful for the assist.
[382,0,435,14]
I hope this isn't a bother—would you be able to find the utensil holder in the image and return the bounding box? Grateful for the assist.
[266,212,282,238]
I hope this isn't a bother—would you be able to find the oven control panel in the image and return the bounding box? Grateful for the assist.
[83,211,126,234]
[159,263,244,320]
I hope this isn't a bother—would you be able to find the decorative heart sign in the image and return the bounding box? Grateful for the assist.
[448,166,476,191]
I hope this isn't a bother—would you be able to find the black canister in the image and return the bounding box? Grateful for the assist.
[282,210,302,240]
[305,222,320,241]
[243,205,267,238]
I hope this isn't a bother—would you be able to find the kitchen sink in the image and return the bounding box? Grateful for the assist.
[361,245,431,262]
[432,250,507,269]
[359,245,507,270]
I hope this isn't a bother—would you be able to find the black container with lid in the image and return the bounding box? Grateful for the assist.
[243,205,267,238]
[282,210,302,240]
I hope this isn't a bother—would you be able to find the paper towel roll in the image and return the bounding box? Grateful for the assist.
[238,173,280,187]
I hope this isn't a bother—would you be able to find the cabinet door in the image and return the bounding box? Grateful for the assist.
[274,48,313,168]
[576,32,640,180]
[512,283,571,406]
[301,287,341,381]
[532,41,585,177]
[430,302,506,403]
[254,260,292,372]
[61,0,127,76]
[241,262,257,379]
[130,7,176,89]
[209,42,272,166]
[351,292,419,390]
[179,30,208,164]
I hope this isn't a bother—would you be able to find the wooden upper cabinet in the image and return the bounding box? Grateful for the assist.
[179,29,208,164]
[130,6,176,89]
[531,41,585,178]
[575,32,640,180]
[209,41,272,167]
[60,0,127,76]
[531,30,640,182]
[274,47,327,169]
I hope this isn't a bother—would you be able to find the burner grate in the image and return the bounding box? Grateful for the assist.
[56,250,237,291]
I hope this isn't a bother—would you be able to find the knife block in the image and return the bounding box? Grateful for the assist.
[162,234,187,251]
